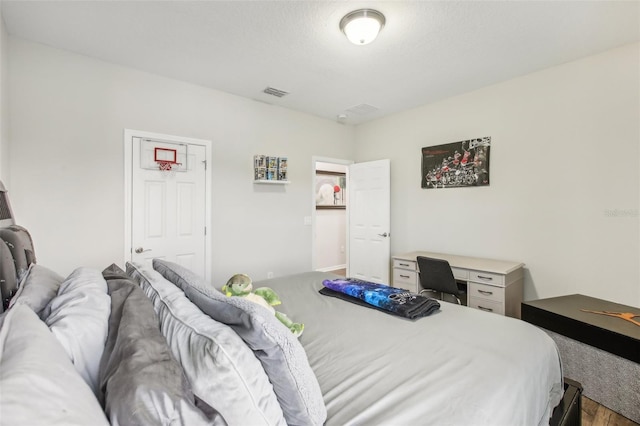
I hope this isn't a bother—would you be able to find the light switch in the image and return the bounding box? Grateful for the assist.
[303,216,312,226]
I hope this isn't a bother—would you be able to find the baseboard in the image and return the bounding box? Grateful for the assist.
[316,264,346,272]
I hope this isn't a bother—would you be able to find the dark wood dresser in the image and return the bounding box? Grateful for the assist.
[522,294,639,363]
[522,294,640,424]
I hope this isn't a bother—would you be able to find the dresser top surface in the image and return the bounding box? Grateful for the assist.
[523,294,640,340]
[393,251,524,275]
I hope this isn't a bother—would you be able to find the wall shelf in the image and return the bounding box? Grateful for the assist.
[254,155,287,181]
[254,180,290,185]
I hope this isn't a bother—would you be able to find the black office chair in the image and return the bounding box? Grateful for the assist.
[417,256,463,305]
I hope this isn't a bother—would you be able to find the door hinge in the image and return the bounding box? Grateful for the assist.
[202,160,207,170]
[204,226,207,236]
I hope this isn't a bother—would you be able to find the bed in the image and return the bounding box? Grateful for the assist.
[0,184,580,425]
[259,271,565,425]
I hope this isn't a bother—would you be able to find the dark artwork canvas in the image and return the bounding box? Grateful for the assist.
[421,137,491,189]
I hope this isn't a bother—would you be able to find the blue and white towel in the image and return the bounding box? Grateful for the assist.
[320,278,440,319]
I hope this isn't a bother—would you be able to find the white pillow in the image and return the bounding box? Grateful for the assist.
[45,267,111,396]
[9,263,65,319]
[0,305,109,425]
[127,262,286,426]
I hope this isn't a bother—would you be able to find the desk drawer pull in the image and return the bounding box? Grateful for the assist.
[400,274,410,279]
[399,263,410,267]
[478,289,493,296]
[477,275,493,281]
[478,306,493,312]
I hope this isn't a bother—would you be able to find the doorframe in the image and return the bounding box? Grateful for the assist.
[311,156,353,272]
[123,128,213,281]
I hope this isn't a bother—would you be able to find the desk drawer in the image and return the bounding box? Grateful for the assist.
[393,280,417,292]
[393,268,417,290]
[469,297,504,315]
[393,259,417,271]
[451,267,468,281]
[469,271,505,286]
[468,282,504,303]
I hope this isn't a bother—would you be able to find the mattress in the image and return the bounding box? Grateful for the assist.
[261,271,564,426]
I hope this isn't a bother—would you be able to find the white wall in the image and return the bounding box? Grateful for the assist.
[355,43,640,306]
[7,37,639,306]
[9,38,355,283]
[315,209,346,271]
[0,6,9,185]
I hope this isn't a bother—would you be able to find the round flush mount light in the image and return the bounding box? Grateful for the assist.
[339,9,386,45]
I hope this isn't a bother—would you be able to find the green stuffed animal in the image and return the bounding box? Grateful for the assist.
[222,273,304,337]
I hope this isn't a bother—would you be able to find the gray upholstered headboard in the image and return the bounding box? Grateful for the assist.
[0,181,36,311]
[0,240,16,313]
[0,180,15,228]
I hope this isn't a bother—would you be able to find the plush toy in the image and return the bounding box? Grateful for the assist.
[222,273,304,337]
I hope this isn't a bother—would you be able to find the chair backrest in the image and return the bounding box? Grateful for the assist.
[417,256,459,296]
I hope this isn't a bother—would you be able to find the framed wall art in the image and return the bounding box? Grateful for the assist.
[421,136,491,189]
[315,171,346,209]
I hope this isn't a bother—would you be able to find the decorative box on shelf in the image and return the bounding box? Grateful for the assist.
[253,155,290,184]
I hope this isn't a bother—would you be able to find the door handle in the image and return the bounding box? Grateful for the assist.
[378,232,390,237]
[134,247,151,254]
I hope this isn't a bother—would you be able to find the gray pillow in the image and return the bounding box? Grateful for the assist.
[9,263,64,318]
[152,259,327,426]
[128,262,285,426]
[99,266,218,426]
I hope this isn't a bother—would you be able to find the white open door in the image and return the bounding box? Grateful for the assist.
[348,159,391,284]
[125,130,211,280]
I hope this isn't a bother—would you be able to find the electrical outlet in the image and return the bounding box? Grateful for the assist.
[340,245,345,253]
[267,272,274,279]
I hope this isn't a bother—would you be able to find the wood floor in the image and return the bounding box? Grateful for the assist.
[582,396,638,426]
[325,269,637,426]
[328,268,346,276]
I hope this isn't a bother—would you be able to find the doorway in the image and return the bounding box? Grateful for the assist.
[123,129,213,281]
[312,157,392,283]
[312,157,352,274]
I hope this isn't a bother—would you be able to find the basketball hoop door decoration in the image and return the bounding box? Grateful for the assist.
[140,139,188,176]
[155,147,181,172]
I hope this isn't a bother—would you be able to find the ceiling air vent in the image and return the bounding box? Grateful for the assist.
[346,103,378,115]
[263,87,289,98]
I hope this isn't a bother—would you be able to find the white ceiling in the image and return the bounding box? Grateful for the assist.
[2,1,639,125]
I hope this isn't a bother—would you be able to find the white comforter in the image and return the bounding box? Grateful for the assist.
[262,272,563,426]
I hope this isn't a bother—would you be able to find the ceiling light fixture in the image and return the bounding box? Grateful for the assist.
[339,9,385,46]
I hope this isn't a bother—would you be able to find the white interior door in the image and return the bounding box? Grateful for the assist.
[348,159,391,283]
[130,136,207,276]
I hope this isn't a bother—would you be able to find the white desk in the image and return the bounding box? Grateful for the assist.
[392,251,525,318]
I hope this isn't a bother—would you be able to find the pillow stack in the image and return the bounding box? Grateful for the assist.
[2,257,328,425]
[127,261,287,425]
[152,259,327,426]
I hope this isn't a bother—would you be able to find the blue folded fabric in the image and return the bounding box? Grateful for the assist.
[321,278,440,319]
